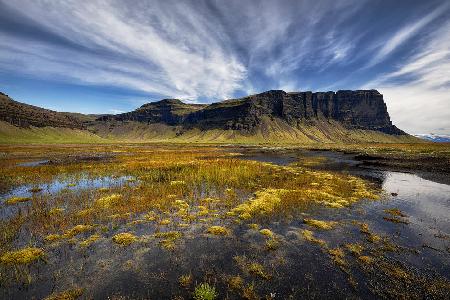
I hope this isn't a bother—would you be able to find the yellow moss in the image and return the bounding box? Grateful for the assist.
[206,226,229,236]
[5,196,31,205]
[79,234,100,248]
[159,219,171,225]
[64,225,94,238]
[225,188,237,199]
[228,275,244,290]
[179,274,193,288]
[358,255,374,264]
[382,264,411,281]
[358,223,381,243]
[154,231,182,240]
[196,205,209,216]
[95,194,122,209]
[248,223,260,230]
[301,229,327,247]
[49,207,64,216]
[328,248,346,266]
[174,200,189,208]
[144,211,157,221]
[0,247,45,265]
[45,234,62,243]
[159,239,176,250]
[231,189,288,219]
[259,229,274,238]
[248,262,270,280]
[303,218,336,230]
[242,283,259,300]
[367,233,381,243]
[359,223,370,234]
[384,208,408,217]
[346,243,364,256]
[324,202,344,208]
[112,232,138,246]
[44,288,83,300]
[75,208,95,218]
[170,180,186,186]
[265,238,279,251]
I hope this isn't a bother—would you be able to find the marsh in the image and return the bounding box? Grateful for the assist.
[0,144,449,299]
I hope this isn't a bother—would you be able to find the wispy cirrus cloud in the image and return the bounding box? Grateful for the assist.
[365,2,449,68]
[0,0,449,133]
[0,0,246,100]
[362,18,450,134]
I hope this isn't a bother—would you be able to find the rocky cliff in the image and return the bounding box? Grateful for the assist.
[0,89,410,143]
[97,89,405,135]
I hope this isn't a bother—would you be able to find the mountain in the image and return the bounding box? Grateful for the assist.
[414,134,450,143]
[0,89,417,144]
[0,92,87,128]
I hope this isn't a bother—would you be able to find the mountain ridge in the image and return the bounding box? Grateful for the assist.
[96,89,405,135]
[0,89,416,144]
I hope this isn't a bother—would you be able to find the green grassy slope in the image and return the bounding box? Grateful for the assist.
[89,117,418,144]
[0,121,107,144]
[1,117,418,145]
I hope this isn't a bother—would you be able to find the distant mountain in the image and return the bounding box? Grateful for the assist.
[0,90,417,144]
[414,134,450,143]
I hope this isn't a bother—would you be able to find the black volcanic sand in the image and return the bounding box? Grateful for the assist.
[1,149,449,299]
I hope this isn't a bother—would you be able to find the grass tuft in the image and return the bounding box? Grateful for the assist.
[112,232,138,246]
[0,247,45,265]
[303,218,336,230]
[206,226,229,236]
[5,196,31,205]
[193,283,218,300]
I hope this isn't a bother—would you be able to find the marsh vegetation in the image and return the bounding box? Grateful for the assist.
[0,144,449,299]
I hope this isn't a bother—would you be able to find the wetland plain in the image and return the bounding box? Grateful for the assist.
[0,144,449,299]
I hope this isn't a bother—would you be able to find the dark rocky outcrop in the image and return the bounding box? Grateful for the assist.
[99,89,404,135]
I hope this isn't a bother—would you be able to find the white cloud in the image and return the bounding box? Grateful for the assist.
[363,20,450,134]
[108,109,124,114]
[366,3,448,68]
[0,0,247,100]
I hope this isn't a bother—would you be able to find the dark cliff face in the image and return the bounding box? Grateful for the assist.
[96,89,404,135]
[183,90,404,134]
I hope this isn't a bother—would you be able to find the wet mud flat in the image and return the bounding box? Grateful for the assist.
[0,144,449,299]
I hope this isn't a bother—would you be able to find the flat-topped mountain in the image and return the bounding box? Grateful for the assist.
[0,90,414,143]
[95,89,404,135]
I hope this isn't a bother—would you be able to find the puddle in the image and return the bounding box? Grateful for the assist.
[236,152,298,165]
[1,175,136,201]
[17,160,49,167]
[0,175,137,220]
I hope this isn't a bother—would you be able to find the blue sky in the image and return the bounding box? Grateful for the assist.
[0,0,449,134]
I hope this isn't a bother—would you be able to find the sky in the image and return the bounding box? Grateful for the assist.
[0,0,449,134]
